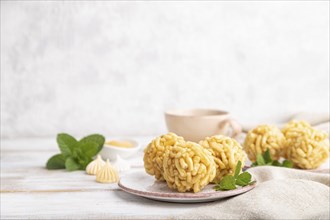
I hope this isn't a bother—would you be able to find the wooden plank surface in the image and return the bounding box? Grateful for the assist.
[2,136,329,219]
[1,137,201,219]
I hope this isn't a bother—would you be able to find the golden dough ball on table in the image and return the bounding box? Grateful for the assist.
[163,141,216,193]
[143,133,184,181]
[243,125,285,162]
[199,135,246,183]
[282,121,329,169]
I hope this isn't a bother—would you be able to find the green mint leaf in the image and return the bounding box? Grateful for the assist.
[79,134,105,152]
[234,161,242,178]
[70,147,89,169]
[272,160,282,166]
[214,161,255,192]
[263,149,272,164]
[78,153,91,169]
[46,133,106,171]
[235,172,252,186]
[79,141,101,159]
[213,184,222,191]
[77,134,105,168]
[216,175,237,191]
[65,157,81,171]
[79,159,90,169]
[249,180,257,185]
[282,160,293,168]
[46,154,65,169]
[251,162,258,167]
[57,133,78,157]
[71,147,81,159]
[256,153,266,165]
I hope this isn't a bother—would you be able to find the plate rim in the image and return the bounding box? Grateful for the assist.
[118,173,257,199]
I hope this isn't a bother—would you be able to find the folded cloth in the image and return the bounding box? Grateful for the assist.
[177,166,330,220]
[242,112,330,133]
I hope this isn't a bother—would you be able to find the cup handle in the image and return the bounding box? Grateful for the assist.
[218,118,242,138]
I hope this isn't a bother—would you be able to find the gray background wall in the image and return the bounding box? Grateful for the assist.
[1,1,329,138]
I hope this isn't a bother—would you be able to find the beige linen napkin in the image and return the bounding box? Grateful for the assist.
[177,166,330,220]
[176,113,330,219]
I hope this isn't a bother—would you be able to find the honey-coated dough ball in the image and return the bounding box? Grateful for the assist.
[282,121,329,169]
[200,135,246,183]
[162,141,216,193]
[243,125,285,162]
[144,133,184,181]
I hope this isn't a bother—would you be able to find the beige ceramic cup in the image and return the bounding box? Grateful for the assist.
[164,109,242,142]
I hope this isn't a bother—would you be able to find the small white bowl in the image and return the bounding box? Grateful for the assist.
[99,139,141,161]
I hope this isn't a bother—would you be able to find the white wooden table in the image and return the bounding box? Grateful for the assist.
[1,137,204,220]
[3,136,329,219]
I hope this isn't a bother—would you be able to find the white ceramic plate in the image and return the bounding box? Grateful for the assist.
[118,171,256,203]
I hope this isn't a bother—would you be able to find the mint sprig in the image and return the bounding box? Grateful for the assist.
[251,149,293,168]
[46,154,66,169]
[235,172,252,186]
[214,161,255,191]
[46,133,105,171]
[282,159,293,168]
[215,176,237,191]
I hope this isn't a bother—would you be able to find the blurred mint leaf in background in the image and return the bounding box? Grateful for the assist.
[272,160,282,167]
[65,157,81,171]
[282,160,293,168]
[256,154,266,165]
[234,161,242,178]
[46,154,65,169]
[57,133,77,157]
[79,134,105,155]
[252,148,293,169]
[46,133,105,171]
[263,149,272,164]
